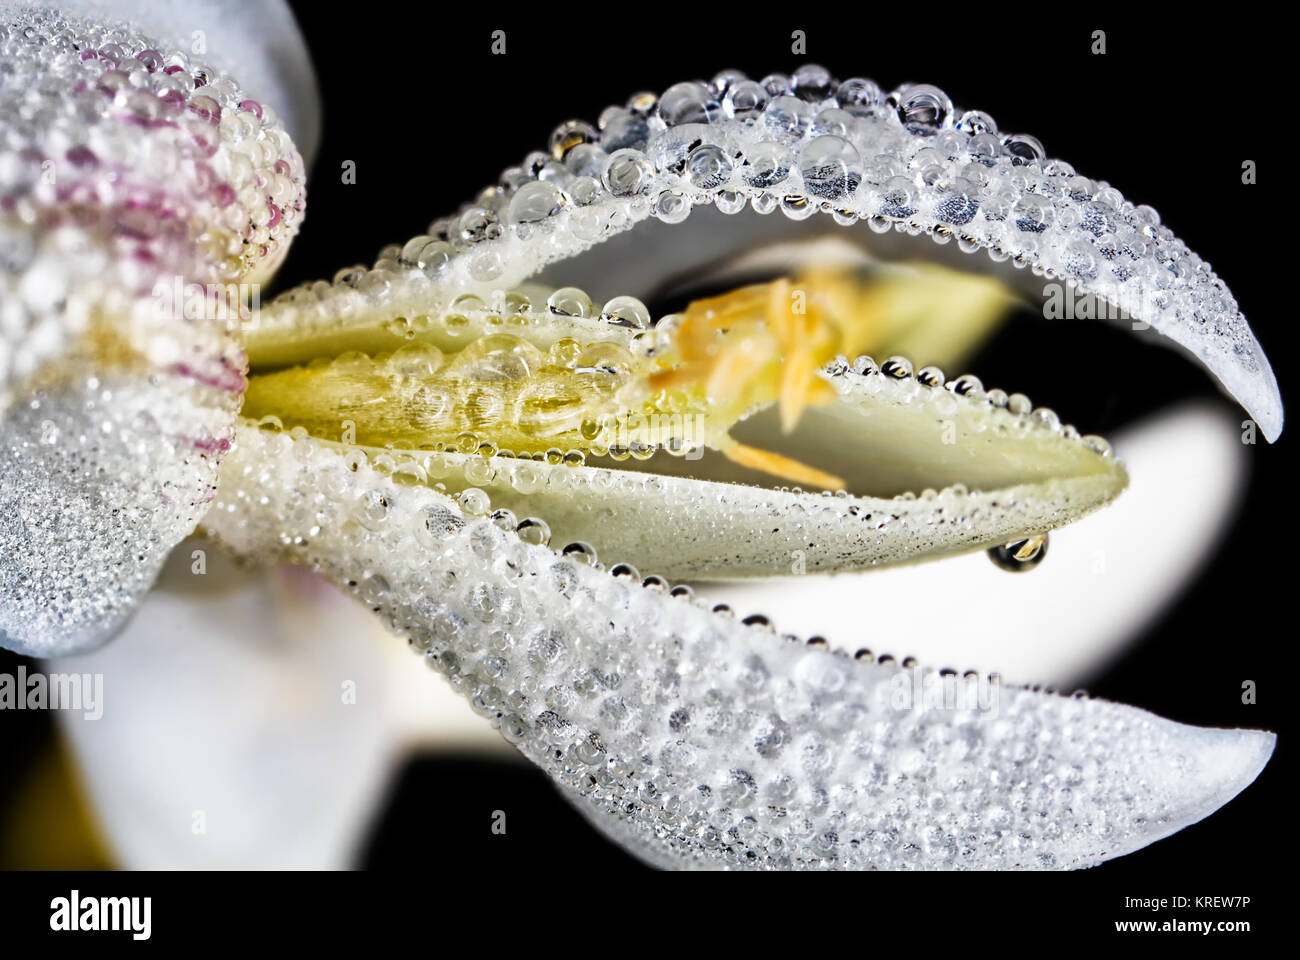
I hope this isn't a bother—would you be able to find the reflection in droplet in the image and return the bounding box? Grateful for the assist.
[987,534,1049,572]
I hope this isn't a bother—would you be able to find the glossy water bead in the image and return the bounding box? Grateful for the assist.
[250,66,1279,442]
[0,4,307,656]
[198,425,1276,871]
[0,26,1278,873]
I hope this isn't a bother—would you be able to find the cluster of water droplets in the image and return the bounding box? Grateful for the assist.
[327,281,657,342]
[243,282,697,460]
[251,64,1264,432]
[240,345,1119,587]
[0,5,306,655]
[0,16,1270,862]
[0,5,306,390]
[201,421,1263,869]
[834,351,1113,460]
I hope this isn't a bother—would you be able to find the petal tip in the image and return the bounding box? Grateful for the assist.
[1196,726,1275,807]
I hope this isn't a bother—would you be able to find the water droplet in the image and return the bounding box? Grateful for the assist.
[742,141,793,188]
[1003,133,1046,166]
[763,96,811,142]
[987,534,1049,572]
[653,189,690,223]
[547,287,594,318]
[799,135,861,200]
[881,356,914,379]
[836,77,883,117]
[458,487,491,515]
[549,119,597,160]
[354,489,390,530]
[916,365,945,387]
[894,84,952,134]
[792,63,832,101]
[602,149,654,197]
[686,143,733,190]
[443,334,544,381]
[851,355,878,376]
[388,341,444,377]
[1082,434,1113,457]
[956,110,998,135]
[600,295,650,329]
[561,541,598,565]
[509,180,564,225]
[658,81,718,125]
[724,80,768,119]
[516,516,551,547]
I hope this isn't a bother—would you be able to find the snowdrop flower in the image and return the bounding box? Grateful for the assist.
[0,5,1277,869]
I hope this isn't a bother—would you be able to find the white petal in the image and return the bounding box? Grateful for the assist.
[195,422,1271,869]
[17,0,320,160]
[0,3,310,654]
[249,76,1283,439]
[48,541,500,868]
[696,403,1247,686]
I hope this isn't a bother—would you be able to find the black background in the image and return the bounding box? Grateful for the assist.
[0,5,1291,939]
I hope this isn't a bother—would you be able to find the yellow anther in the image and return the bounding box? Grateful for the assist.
[722,441,845,492]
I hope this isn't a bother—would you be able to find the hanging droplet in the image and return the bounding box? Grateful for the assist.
[988,533,1049,572]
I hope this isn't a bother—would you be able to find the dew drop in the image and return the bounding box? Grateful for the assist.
[547,287,594,318]
[881,356,913,379]
[987,534,1049,572]
[916,365,945,387]
[600,295,650,329]
[561,541,598,565]
[490,508,518,531]
[516,517,552,547]
[458,487,491,515]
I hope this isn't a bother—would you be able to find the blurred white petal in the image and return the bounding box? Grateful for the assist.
[49,543,501,869]
[28,0,320,161]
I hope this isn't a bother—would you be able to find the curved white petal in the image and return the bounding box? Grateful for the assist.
[696,402,1249,686]
[15,0,320,161]
[45,541,483,868]
[249,70,1282,439]
[0,4,307,654]
[196,423,1272,869]
[315,360,1127,579]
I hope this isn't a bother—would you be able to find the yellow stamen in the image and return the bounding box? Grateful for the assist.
[722,441,846,491]
[707,335,776,400]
